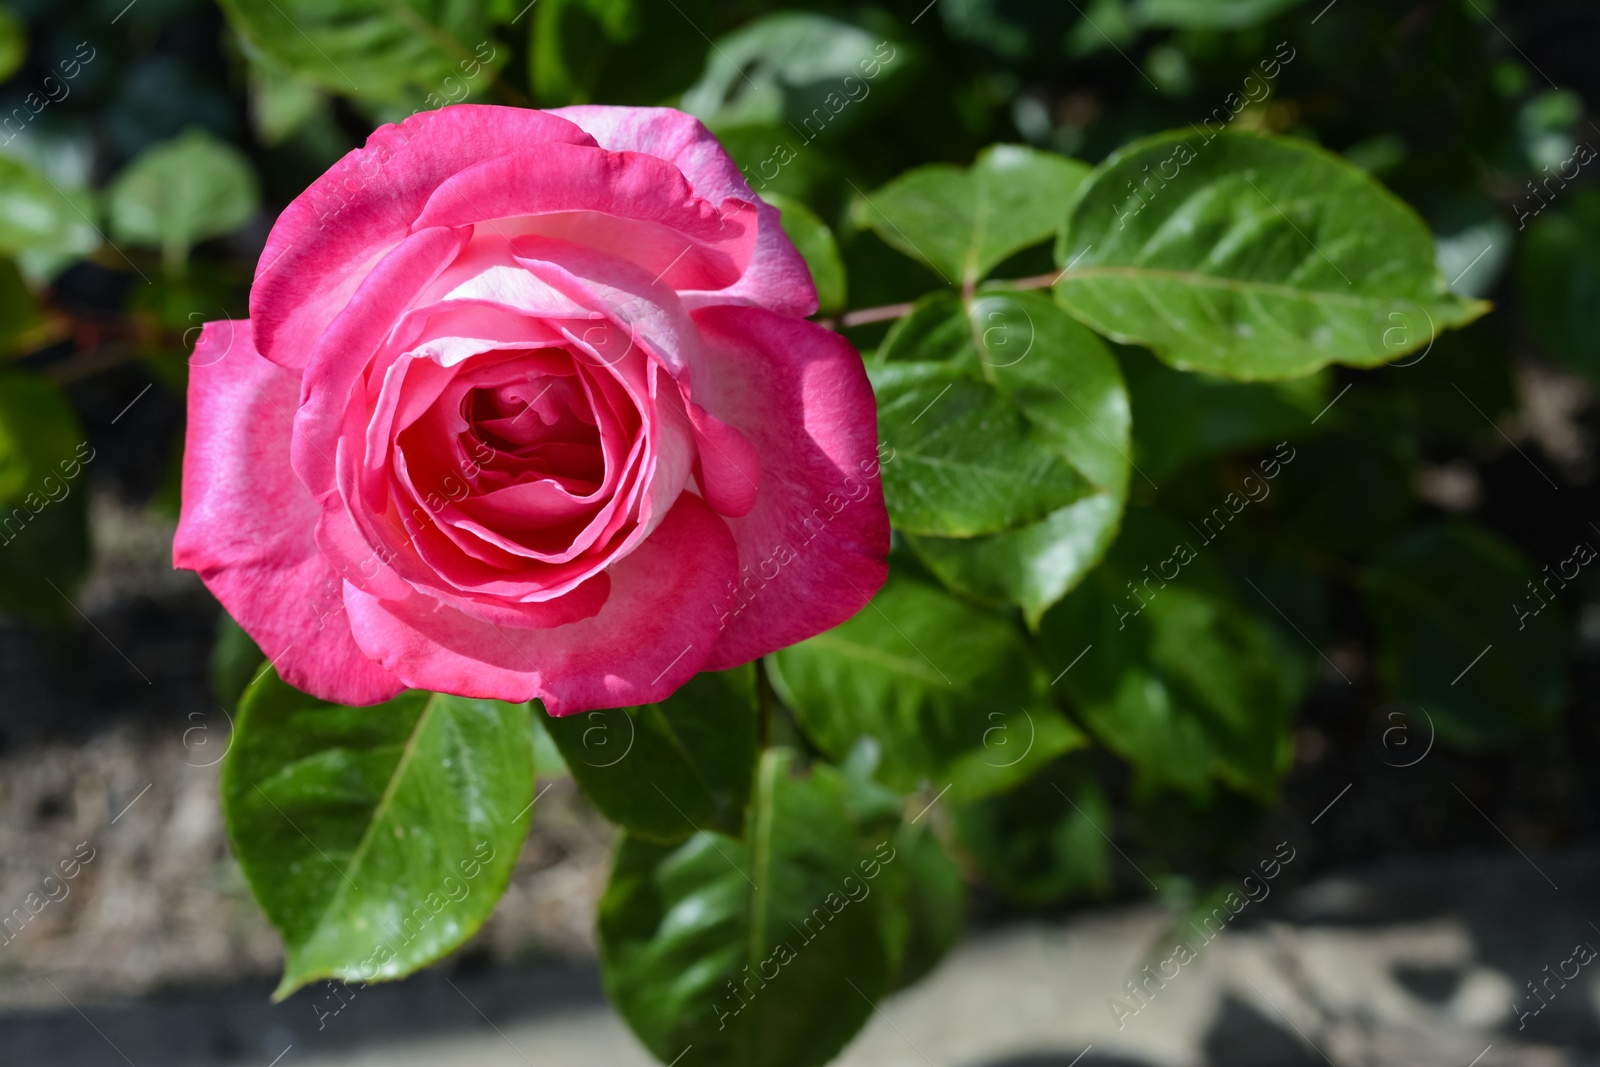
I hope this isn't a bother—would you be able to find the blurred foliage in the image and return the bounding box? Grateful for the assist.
[2,0,1595,1063]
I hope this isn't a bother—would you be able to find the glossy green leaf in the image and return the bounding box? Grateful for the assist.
[856,144,1089,286]
[953,756,1111,906]
[1056,131,1488,379]
[599,748,907,1067]
[0,373,90,623]
[767,194,847,316]
[871,290,1128,540]
[532,0,713,106]
[536,667,758,843]
[871,360,1093,536]
[681,13,903,133]
[883,290,1130,621]
[910,495,1126,628]
[1039,512,1308,800]
[0,156,99,277]
[770,575,1087,801]
[1120,345,1327,482]
[218,0,506,107]
[1520,189,1600,381]
[221,670,534,998]
[1134,0,1303,28]
[1365,522,1566,749]
[107,129,260,269]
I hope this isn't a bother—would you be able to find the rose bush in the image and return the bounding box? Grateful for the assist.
[174,104,889,715]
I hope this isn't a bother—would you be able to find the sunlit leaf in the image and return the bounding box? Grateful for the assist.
[222,671,534,997]
[1056,131,1488,379]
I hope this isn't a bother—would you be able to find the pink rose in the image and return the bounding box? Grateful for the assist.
[174,105,888,715]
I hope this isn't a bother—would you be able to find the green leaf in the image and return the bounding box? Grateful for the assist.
[599,748,907,1067]
[871,289,1128,540]
[1119,344,1327,482]
[1055,130,1488,379]
[871,360,1093,536]
[770,574,1087,802]
[909,495,1126,629]
[681,13,903,133]
[1039,511,1308,801]
[882,290,1130,622]
[1364,522,1567,749]
[952,756,1112,906]
[855,144,1090,286]
[529,714,570,779]
[1134,0,1304,28]
[890,822,964,989]
[107,129,260,269]
[0,156,99,277]
[532,0,713,106]
[1520,189,1600,381]
[536,667,758,843]
[221,670,535,998]
[766,194,847,317]
[0,373,90,623]
[218,0,506,107]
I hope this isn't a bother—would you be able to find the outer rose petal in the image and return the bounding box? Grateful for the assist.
[413,143,759,292]
[173,321,404,706]
[551,105,818,319]
[342,492,738,715]
[688,306,890,669]
[251,106,594,370]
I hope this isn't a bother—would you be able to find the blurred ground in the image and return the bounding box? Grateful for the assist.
[5,844,1600,1066]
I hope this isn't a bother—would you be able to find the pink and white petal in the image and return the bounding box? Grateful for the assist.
[412,144,758,292]
[251,105,593,370]
[509,233,705,380]
[687,306,890,669]
[173,321,404,706]
[292,225,470,498]
[549,106,818,318]
[343,492,738,715]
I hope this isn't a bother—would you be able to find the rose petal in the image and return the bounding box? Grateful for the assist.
[173,321,404,706]
[412,143,758,292]
[686,306,890,669]
[685,398,760,518]
[343,491,738,715]
[550,105,818,318]
[251,105,594,370]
